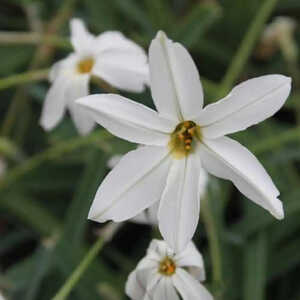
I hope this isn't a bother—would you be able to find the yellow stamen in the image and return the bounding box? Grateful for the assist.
[77,57,94,74]
[159,257,176,276]
[168,120,201,159]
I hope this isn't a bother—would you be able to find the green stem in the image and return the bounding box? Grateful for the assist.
[0,130,112,193]
[30,0,77,68]
[52,236,105,300]
[218,0,279,97]
[0,31,71,49]
[52,223,120,300]
[202,196,223,296]
[0,69,49,91]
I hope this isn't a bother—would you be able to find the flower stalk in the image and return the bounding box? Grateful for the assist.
[52,223,120,300]
[0,31,70,49]
[0,69,49,91]
[202,196,223,298]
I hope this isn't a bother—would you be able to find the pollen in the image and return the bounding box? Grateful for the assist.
[77,57,94,74]
[168,120,201,159]
[159,257,176,276]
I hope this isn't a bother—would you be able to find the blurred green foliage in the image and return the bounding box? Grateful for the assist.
[0,0,300,299]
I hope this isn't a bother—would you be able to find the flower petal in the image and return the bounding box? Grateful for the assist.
[149,31,203,122]
[175,242,205,281]
[197,75,291,138]
[76,94,175,146]
[137,257,159,270]
[88,146,171,222]
[126,270,147,300]
[132,202,159,225]
[200,136,284,219]
[70,18,95,54]
[94,31,147,56]
[199,168,209,197]
[147,239,174,259]
[49,54,79,82]
[93,50,149,92]
[158,153,202,252]
[65,75,95,135]
[40,75,68,131]
[173,269,213,300]
[153,278,180,300]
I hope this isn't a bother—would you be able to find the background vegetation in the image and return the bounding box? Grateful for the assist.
[0,0,300,299]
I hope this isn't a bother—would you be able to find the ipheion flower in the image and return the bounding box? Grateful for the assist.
[77,31,291,252]
[40,18,149,135]
[125,239,213,300]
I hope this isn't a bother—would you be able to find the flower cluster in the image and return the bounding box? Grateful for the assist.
[42,19,291,299]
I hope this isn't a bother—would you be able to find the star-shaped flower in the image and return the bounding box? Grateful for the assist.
[40,18,149,135]
[77,31,291,251]
[126,239,213,300]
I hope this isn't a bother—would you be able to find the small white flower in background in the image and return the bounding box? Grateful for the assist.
[0,292,5,300]
[257,16,297,61]
[77,31,291,252]
[262,16,296,44]
[40,18,149,135]
[126,239,213,300]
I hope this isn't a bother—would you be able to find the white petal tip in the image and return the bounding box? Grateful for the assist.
[270,199,284,220]
[274,74,292,87]
[281,75,292,86]
[88,209,105,223]
[39,118,55,131]
[155,30,168,41]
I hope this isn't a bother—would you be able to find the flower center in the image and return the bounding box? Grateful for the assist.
[77,57,94,74]
[168,120,201,159]
[159,257,176,276]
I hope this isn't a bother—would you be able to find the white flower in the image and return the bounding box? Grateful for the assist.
[77,31,291,252]
[125,239,213,300]
[257,16,297,60]
[262,16,297,43]
[40,18,149,135]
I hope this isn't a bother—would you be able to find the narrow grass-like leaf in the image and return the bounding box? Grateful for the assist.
[243,233,267,300]
[63,149,108,247]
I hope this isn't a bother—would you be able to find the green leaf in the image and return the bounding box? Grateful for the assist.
[0,46,33,76]
[243,233,267,300]
[63,149,108,247]
[24,246,55,300]
[1,193,62,236]
[268,239,300,279]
